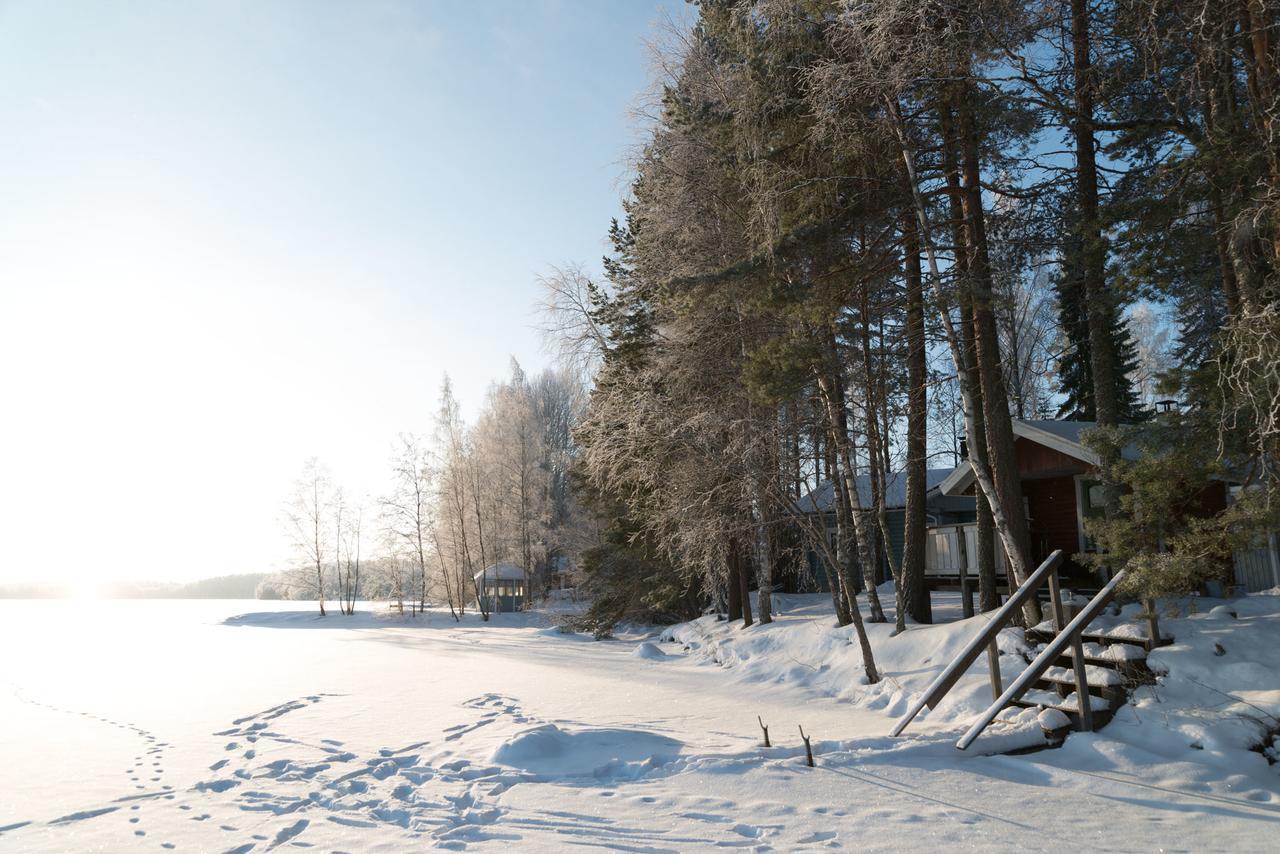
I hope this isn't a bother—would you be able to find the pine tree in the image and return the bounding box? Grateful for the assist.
[1052,248,1144,421]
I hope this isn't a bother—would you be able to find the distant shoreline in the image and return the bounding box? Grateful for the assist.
[0,572,270,600]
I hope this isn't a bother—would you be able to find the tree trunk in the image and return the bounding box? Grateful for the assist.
[941,111,1001,613]
[888,93,1039,625]
[826,443,854,626]
[795,475,879,682]
[816,341,887,622]
[1243,0,1280,265]
[901,209,931,624]
[857,289,905,630]
[727,539,743,623]
[955,86,1040,624]
[754,508,773,624]
[315,560,325,617]
[734,538,754,627]
[1071,0,1128,534]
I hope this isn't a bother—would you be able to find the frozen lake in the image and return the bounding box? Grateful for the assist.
[1,598,1276,852]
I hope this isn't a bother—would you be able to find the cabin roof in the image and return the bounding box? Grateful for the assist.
[937,419,1140,496]
[797,469,957,514]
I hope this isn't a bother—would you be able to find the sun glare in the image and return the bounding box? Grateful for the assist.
[68,580,102,600]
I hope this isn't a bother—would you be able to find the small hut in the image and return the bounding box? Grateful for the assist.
[474,563,527,613]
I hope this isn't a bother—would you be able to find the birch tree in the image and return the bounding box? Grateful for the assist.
[283,457,332,616]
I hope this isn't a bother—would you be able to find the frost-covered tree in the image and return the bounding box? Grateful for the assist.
[381,434,443,618]
[283,457,333,616]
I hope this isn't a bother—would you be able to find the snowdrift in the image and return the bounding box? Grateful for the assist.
[659,590,1280,780]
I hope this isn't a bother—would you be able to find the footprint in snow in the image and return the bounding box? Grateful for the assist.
[270,819,308,847]
[798,831,838,844]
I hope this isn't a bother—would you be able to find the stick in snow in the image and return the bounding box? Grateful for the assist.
[799,725,814,767]
[758,715,770,748]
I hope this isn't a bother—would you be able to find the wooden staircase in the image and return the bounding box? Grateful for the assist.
[1012,628,1156,731]
[892,550,1170,750]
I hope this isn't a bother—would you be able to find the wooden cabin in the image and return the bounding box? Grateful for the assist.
[798,469,976,591]
[937,419,1232,584]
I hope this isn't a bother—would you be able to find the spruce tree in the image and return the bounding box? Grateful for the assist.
[1053,246,1144,422]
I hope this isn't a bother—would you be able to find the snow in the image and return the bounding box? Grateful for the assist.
[473,563,526,582]
[1042,663,1124,687]
[1037,708,1072,732]
[1,593,1278,852]
[631,640,668,660]
[1020,687,1111,713]
[489,724,681,779]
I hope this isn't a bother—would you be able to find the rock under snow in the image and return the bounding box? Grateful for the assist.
[631,641,667,660]
[1038,708,1072,733]
[488,723,682,778]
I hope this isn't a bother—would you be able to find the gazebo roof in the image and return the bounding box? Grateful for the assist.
[474,563,526,582]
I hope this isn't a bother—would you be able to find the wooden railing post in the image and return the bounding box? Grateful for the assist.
[986,640,1003,702]
[1047,569,1066,634]
[1143,598,1161,649]
[957,525,974,618]
[1069,630,1094,732]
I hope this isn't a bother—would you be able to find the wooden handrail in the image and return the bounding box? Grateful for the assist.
[890,550,1064,737]
[955,568,1127,750]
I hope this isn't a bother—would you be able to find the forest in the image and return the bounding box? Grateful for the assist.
[278,0,1279,682]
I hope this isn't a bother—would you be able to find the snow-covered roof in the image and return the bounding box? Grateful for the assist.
[474,563,526,581]
[797,469,957,514]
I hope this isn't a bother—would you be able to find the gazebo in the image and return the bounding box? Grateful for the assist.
[474,563,527,613]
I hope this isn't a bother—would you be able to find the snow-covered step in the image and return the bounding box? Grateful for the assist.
[1085,622,1172,646]
[1013,688,1112,714]
[1063,641,1147,663]
[1050,640,1154,685]
[1039,663,1123,688]
[1027,621,1170,649]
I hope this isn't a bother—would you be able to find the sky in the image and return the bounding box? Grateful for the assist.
[0,0,688,587]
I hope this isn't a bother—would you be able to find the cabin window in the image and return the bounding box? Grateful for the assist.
[1077,477,1106,552]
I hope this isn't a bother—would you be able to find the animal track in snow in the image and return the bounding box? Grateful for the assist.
[8,688,177,844]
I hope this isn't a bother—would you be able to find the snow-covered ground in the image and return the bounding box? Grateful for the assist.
[1,593,1277,852]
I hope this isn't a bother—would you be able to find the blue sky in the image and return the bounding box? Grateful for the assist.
[0,0,688,584]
